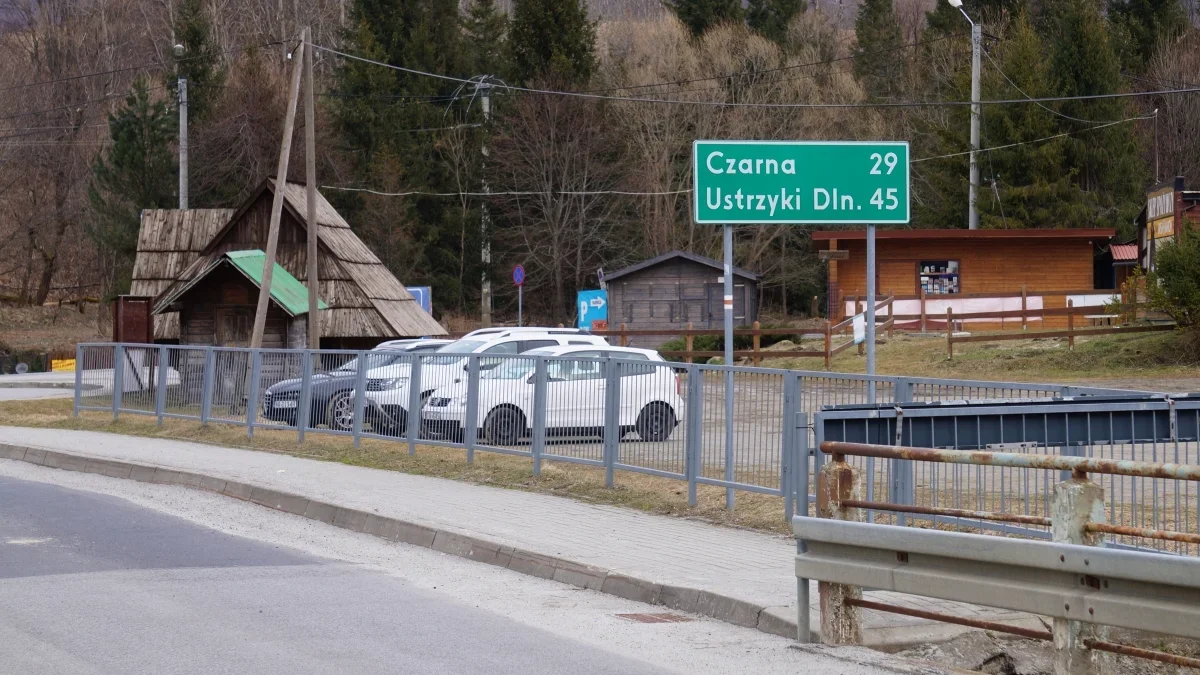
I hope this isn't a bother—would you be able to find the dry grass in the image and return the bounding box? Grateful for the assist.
[0,304,105,354]
[0,397,793,535]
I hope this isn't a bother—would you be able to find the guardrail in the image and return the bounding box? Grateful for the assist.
[72,343,1148,520]
[796,443,1200,673]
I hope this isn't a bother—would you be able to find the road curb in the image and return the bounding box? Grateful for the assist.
[0,441,801,641]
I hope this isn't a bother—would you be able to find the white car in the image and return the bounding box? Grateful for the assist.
[363,333,607,435]
[421,345,684,446]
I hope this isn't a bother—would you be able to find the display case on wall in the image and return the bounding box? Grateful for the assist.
[919,260,960,295]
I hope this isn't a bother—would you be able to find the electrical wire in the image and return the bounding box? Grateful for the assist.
[911,114,1153,163]
[306,41,1200,110]
[0,85,169,122]
[0,40,284,94]
[982,48,1119,124]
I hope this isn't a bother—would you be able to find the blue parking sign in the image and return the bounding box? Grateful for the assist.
[407,286,432,314]
[577,290,607,330]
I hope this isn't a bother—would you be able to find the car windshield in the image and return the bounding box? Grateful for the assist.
[332,352,405,373]
[423,340,486,365]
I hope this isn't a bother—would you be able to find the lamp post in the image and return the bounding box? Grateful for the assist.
[949,0,980,230]
[175,43,188,210]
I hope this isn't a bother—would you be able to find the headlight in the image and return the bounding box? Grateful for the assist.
[382,377,409,390]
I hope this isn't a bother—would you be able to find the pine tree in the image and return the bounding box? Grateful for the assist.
[746,0,804,45]
[852,0,904,99]
[1108,0,1186,68]
[666,0,743,38]
[88,78,178,294]
[462,0,510,78]
[509,0,596,84]
[168,0,224,121]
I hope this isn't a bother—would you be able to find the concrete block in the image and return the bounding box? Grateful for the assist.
[757,606,799,639]
[695,591,762,628]
[221,481,254,501]
[40,451,65,468]
[22,448,47,465]
[552,561,608,591]
[659,584,701,614]
[150,468,182,485]
[0,444,27,460]
[393,521,437,548]
[86,459,133,479]
[431,532,513,568]
[302,500,337,524]
[58,454,91,473]
[601,574,663,605]
[128,465,158,483]
[198,476,228,493]
[249,487,309,516]
[506,549,560,580]
[175,472,204,488]
[332,508,370,533]
[363,514,400,540]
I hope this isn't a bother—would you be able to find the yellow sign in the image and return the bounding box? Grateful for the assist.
[52,359,75,372]
[1151,217,1175,239]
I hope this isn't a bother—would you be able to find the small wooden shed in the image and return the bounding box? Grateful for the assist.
[155,250,326,348]
[604,250,759,348]
[148,178,445,348]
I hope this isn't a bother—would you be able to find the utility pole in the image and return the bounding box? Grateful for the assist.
[479,83,493,328]
[175,44,188,210]
[969,21,981,230]
[250,35,304,349]
[303,26,320,350]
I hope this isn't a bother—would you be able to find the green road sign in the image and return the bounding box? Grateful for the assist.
[692,140,910,225]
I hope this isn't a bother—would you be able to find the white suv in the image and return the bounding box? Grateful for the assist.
[421,345,684,446]
[363,333,606,435]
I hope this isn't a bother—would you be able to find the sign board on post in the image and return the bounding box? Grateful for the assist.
[512,265,525,286]
[513,265,525,327]
[692,141,910,225]
[852,314,867,345]
[577,290,607,330]
[406,286,432,314]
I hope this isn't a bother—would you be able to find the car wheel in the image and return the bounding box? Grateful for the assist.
[326,391,355,432]
[636,403,676,442]
[374,407,407,437]
[484,407,526,446]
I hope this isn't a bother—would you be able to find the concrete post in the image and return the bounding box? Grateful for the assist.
[816,455,863,645]
[1051,472,1107,675]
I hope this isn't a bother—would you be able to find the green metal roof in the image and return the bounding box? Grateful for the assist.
[154,249,326,317]
[224,250,326,316]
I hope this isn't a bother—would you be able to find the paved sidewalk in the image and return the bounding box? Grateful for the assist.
[0,426,1042,646]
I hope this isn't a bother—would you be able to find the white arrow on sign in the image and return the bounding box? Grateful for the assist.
[589,297,606,309]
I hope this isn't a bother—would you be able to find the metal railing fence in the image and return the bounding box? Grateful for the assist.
[75,343,1147,517]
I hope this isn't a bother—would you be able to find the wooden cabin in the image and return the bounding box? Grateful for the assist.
[814,228,1117,329]
[142,178,445,348]
[604,250,759,348]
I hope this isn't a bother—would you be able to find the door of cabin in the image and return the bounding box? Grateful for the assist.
[215,307,253,347]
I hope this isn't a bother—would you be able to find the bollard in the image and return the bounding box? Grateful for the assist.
[816,455,863,645]
[1051,470,1107,675]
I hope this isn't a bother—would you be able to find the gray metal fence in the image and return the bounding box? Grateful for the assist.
[74,343,1144,518]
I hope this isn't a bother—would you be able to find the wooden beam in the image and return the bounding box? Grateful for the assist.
[250,35,304,350]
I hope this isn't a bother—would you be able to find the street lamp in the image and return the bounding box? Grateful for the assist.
[948,0,981,230]
[174,43,188,210]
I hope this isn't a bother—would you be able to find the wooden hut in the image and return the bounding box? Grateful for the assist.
[132,209,235,342]
[604,250,759,348]
[149,178,445,348]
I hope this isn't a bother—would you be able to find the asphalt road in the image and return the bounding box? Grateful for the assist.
[0,465,911,675]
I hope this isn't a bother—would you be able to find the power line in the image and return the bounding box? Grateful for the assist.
[322,185,693,197]
[0,40,284,94]
[911,114,1153,163]
[982,48,1118,124]
[0,85,169,122]
[308,41,1200,110]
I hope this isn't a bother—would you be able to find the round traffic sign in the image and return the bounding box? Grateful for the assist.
[513,264,525,286]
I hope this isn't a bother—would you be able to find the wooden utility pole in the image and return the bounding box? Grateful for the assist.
[303,26,320,350]
[250,34,305,349]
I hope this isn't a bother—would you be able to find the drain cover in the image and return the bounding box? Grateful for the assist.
[615,613,692,624]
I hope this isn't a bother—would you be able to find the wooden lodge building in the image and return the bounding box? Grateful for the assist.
[132,178,445,349]
[813,228,1118,330]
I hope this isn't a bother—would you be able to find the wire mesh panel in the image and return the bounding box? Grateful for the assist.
[530,355,608,466]
[357,351,417,439]
[203,348,253,425]
[256,349,306,429]
[113,345,159,415]
[161,347,209,420]
[295,350,358,436]
[454,354,535,456]
[77,344,116,411]
[613,359,687,477]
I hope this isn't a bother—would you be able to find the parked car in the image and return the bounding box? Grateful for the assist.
[421,345,684,445]
[260,339,451,430]
[363,332,608,436]
[458,326,587,340]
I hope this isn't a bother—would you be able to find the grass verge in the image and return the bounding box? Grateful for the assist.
[0,397,793,535]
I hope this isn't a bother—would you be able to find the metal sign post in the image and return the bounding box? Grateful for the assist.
[692,140,910,509]
[513,264,525,327]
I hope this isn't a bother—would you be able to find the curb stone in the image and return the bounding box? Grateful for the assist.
[0,442,799,641]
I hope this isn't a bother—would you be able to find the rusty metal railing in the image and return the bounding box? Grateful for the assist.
[800,441,1200,673]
